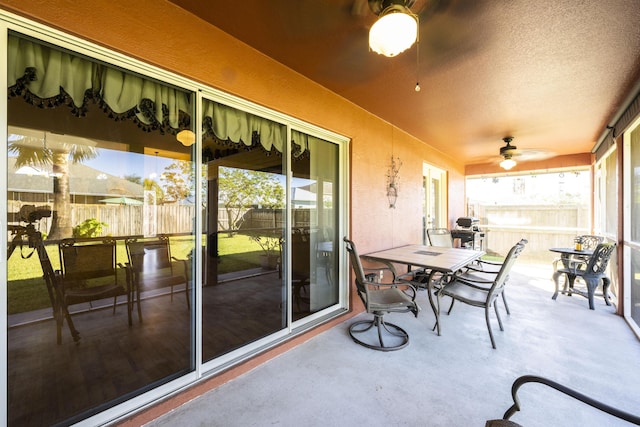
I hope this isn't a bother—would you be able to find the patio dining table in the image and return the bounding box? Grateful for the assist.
[362,244,485,335]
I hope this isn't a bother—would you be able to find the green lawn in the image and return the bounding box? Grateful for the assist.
[7,233,270,314]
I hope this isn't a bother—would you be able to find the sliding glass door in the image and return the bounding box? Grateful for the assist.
[3,21,348,426]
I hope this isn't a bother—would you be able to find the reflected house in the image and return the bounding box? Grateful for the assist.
[8,156,144,234]
[8,157,143,205]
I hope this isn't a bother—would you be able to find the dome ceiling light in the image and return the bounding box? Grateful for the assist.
[368,0,418,57]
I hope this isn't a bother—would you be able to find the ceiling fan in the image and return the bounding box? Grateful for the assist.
[498,136,553,170]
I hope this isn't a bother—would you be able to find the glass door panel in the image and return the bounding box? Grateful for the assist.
[423,163,446,244]
[624,120,640,333]
[6,33,195,426]
[290,131,340,321]
[201,99,286,362]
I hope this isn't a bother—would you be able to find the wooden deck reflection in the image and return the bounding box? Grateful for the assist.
[7,271,285,426]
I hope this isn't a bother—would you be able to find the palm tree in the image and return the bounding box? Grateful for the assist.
[143,178,165,204]
[9,134,97,240]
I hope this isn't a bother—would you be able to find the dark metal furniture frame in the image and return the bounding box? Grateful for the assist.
[344,237,420,351]
[551,242,616,310]
[486,375,640,426]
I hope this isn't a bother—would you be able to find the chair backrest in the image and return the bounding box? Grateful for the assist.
[125,235,173,274]
[578,235,604,251]
[59,238,118,288]
[291,229,311,281]
[489,239,527,297]
[343,237,369,303]
[427,228,453,247]
[584,242,616,275]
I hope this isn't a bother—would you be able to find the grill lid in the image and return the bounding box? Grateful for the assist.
[456,217,478,228]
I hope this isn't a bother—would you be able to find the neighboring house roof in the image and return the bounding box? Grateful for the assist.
[7,157,144,197]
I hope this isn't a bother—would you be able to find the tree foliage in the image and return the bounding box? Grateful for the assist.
[161,160,193,203]
[218,167,284,231]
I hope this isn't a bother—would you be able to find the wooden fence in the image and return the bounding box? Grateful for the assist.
[9,203,328,238]
[473,203,591,263]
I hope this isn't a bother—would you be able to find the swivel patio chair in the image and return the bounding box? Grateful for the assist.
[552,242,616,310]
[486,375,640,426]
[436,239,526,349]
[344,237,420,351]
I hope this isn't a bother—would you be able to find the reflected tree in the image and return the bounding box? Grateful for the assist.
[9,138,97,240]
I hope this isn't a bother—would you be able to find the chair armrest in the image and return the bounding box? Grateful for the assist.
[362,259,399,282]
[365,279,418,299]
[501,375,640,425]
[467,259,502,274]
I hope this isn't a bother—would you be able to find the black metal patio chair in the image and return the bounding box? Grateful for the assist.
[552,242,616,310]
[486,375,640,426]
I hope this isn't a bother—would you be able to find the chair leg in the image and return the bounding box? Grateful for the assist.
[447,298,455,315]
[136,285,143,322]
[494,303,504,331]
[567,274,576,296]
[501,291,511,315]
[585,277,598,310]
[552,271,562,300]
[185,281,191,310]
[485,305,496,349]
[602,277,612,306]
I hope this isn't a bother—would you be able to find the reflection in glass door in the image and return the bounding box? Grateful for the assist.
[6,33,196,426]
[623,118,640,335]
[201,100,287,362]
[423,163,447,244]
[290,131,340,322]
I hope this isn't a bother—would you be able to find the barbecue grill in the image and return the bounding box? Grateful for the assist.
[451,217,485,250]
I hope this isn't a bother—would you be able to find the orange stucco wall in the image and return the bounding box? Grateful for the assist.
[0,0,467,424]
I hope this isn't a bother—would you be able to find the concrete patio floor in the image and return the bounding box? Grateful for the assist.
[145,264,640,427]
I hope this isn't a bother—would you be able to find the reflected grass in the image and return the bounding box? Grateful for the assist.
[7,234,270,314]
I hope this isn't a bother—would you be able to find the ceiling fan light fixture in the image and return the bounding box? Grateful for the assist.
[500,156,517,170]
[176,129,196,146]
[369,5,418,57]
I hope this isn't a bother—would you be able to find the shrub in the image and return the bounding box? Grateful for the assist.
[72,218,108,238]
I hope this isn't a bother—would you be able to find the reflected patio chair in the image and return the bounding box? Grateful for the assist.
[486,375,640,426]
[344,237,420,351]
[427,228,453,247]
[552,242,616,310]
[291,229,311,313]
[125,235,190,322]
[437,239,526,349]
[57,238,130,344]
